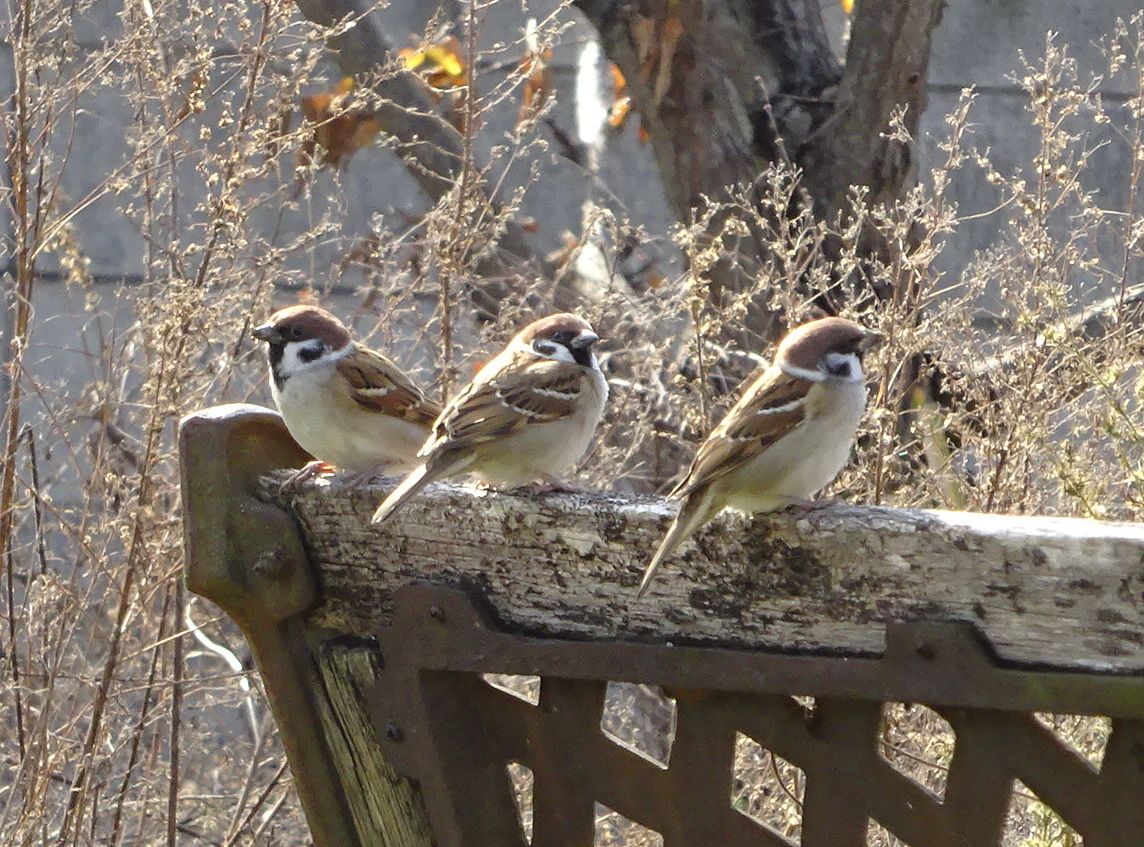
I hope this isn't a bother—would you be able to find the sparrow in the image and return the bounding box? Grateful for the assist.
[252,305,442,487]
[371,313,608,525]
[636,316,882,598]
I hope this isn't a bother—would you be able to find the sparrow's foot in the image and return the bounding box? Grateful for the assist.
[279,460,337,493]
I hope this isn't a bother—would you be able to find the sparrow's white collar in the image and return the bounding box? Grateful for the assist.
[512,335,598,370]
[778,361,827,383]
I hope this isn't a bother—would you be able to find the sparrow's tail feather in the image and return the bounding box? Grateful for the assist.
[635,487,718,600]
[370,463,434,525]
[371,449,477,525]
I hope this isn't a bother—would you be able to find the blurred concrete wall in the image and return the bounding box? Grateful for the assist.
[1,0,1140,501]
[4,1,1138,291]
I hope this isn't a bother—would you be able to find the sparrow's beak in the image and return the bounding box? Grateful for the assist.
[859,330,884,351]
[570,329,600,349]
[252,322,282,344]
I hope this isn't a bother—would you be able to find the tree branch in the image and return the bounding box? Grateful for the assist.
[292,0,543,278]
[801,0,947,224]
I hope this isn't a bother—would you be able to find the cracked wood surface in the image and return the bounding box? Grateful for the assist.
[264,475,1144,674]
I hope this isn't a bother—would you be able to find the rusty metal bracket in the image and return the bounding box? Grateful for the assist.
[367,584,1144,847]
[178,404,364,847]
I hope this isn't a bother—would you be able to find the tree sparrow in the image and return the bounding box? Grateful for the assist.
[252,305,442,487]
[371,313,608,525]
[637,317,882,598]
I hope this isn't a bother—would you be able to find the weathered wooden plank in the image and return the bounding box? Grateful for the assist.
[313,640,434,846]
[267,476,1144,673]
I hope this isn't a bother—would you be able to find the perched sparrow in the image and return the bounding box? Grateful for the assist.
[637,317,882,598]
[371,313,607,525]
[252,305,442,487]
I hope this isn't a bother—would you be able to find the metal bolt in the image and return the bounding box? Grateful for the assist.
[386,721,404,742]
[252,547,292,579]
[428,605,446,623]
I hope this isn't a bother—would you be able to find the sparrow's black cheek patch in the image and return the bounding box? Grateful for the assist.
[571,346,593,368]
[826,360,852,379]
[298,345,325,363]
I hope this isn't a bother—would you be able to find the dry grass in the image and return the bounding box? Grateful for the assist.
[1,0,1141,843]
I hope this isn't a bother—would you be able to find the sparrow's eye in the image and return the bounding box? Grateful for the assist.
[289,325,305,340]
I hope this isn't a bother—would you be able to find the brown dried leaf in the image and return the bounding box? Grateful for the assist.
[517,47,554,127]
[607,63,633,129]
[300,78,381,169]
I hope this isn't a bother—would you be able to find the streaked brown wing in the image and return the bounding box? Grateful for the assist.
[428,355,581,453]
[671,367,812,499]
[337,344,442,426]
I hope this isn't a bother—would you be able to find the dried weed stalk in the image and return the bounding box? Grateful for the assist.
[1,1,1141,844]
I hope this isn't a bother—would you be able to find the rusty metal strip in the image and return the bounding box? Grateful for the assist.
[530,678,603,847]
[798,698,882,847]
[665,696,767,847]
[1094,719,1144,847]
[367,584,1144,847]
[732,692,948,847]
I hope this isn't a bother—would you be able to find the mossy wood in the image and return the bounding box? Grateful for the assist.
[180,404,1144,847]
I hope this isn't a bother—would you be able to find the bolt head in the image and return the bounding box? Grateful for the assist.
[252,547,292,579]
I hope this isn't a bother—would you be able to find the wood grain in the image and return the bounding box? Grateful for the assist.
[313,641,433,846]
[266,475,1144,674]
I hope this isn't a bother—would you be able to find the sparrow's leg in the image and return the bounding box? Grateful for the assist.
[279,460,338,493]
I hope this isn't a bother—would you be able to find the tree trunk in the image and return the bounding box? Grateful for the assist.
[801,0,946,223]
[576,0,946,322]
[297,0,945,320]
